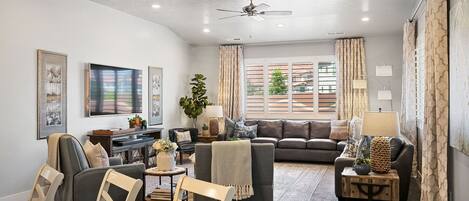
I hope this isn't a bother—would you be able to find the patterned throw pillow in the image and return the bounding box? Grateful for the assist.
[83,140,110,168]
[329,120,349,140]
[342,143,358,158]
[234,121,258,139]
[175,131,192,143]
[225,118,236,138]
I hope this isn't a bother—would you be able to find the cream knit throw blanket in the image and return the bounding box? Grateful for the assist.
[211,140,254,200]
[47,133,67,171]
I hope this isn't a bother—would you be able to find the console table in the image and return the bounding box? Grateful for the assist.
[88,128,162,168]
[341,167,399,201]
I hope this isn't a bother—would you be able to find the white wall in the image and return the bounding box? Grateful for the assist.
[191,37,403,114]
[189,46,219,103]
[0,0,191,198]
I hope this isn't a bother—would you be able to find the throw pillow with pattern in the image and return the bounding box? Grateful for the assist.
[329,120,349,140]
[175,130,192,143]
[234,122,258,139]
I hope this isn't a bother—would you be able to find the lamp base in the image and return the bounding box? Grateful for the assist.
[209,118,219,136]
[370,136,391,174]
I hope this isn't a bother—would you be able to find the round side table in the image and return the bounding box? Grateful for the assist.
[145,166,187,200]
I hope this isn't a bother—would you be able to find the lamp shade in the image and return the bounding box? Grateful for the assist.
[361,112,400,137]
[205,105,224,118]
[352,80,367,89]
[377,90,392,100]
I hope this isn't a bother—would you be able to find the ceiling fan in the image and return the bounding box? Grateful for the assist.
[216,0,293,21]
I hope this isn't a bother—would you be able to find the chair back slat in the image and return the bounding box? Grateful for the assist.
[173,176,235,201]
[96,169,143,201]
[29,164,64,201]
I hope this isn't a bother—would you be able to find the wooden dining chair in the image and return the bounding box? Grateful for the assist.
[29,164,64,201]
[96,169,143,201]
[173,176,235,201]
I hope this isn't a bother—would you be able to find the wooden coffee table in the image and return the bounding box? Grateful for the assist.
[145,167,187,200]
[341,167,399,201]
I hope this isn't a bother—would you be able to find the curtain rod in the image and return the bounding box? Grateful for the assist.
[409,0,425,22]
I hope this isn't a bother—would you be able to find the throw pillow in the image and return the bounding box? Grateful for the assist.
[225,117,236,138]
[234,121,258,139]
[356,136,372,159]
[349,116,363,142]
[83,140,109,168]
[342,143,358,158]
[329,120,349,140]
[175,131,192,143]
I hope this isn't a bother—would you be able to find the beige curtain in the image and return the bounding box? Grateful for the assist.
[217,45,242,119]
[400,21,418,177]
[421,0,448,200]
[336,38,368,120]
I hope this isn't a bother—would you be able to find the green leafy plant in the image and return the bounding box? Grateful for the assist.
[202,124,209,131]
[269,69,288,95]
[179,74,209,127]
[354,157,371,166]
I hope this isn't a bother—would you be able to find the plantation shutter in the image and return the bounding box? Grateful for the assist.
[292,63,315,112]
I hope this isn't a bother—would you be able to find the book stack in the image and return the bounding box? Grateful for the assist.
[145,188,171,201]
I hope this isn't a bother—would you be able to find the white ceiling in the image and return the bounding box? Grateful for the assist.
[90,0,418,45]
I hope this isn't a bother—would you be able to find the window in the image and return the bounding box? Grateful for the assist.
[244,56,336,119]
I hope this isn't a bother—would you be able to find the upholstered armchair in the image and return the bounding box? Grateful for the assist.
[56,135,145,201]
[168,128,198,164]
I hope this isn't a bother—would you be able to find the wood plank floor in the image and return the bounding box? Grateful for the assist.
[145,160,338,201]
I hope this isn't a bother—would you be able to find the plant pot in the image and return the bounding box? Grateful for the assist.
[353,164,371,175]
[156,151,176,171]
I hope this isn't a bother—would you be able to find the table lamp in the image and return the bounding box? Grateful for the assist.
[361,111,400,173]
[204,105,224,136]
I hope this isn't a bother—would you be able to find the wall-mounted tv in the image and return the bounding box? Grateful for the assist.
[85,63,142,116]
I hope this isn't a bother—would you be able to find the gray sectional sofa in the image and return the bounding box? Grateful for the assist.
[221,120,347,163]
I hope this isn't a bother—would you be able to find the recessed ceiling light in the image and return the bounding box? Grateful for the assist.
[151,4,161,9]
[277,24,285,28]
[203,28,210,33]
[361,17,370,22]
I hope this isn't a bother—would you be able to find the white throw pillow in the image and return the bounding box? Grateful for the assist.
[83,140,110,168]
[175,131,192,143]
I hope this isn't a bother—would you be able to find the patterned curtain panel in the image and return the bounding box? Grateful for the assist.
[400,21,418,177]
[421,0,448,200]
[217,45,242,119]
[336,38,368,120]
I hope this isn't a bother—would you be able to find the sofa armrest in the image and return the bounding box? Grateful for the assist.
[334,156,355,198]
[73,163,145,201]
[109,156,123,166]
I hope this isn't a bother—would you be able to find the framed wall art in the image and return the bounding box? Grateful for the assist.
[37,50,67,139]
[148,66,163,125]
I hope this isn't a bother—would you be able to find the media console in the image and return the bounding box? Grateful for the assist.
[88,128,162,168]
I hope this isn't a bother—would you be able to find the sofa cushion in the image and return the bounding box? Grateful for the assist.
[257,120,283,138]
[337,140,348,151]
[306,139,337,150]
[284,121,309,138]
[245,120,258,126]
[310,121,331,139]
[278,138,307,149]
[390,137,404,161]
[251,137,279,147]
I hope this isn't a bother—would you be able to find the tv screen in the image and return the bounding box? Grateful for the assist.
[87,63,142,116]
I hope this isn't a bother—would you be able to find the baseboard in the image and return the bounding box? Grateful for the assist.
[0,190,30,201]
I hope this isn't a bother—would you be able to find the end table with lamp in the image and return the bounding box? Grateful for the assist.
[361,111,400,174]
[204,105,224,136]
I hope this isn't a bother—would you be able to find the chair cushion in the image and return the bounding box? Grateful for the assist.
[306,139,337,150]
[179,143,195,152]
[251,137,279,147]
[337,140,348,151]
[329,120,349,140]
[278,138,307,149]
[284,121,309,138]
[310,121,331,139]
[257,120,283,138]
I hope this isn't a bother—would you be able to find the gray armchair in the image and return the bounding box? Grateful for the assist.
[55,135,145,201]
[334,139,414,201]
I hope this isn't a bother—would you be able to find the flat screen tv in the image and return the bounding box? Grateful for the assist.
[85,63,142,116]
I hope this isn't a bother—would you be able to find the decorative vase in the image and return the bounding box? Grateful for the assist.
[353,164,371,175]
[156,151,176,171]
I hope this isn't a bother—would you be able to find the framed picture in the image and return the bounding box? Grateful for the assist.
[37,50,67,139]
[148,66,163,125]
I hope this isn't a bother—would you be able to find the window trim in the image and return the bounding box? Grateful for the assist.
[243,56,337,120]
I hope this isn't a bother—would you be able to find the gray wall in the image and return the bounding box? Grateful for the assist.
[0,0,191,199]
[190,35,404,113]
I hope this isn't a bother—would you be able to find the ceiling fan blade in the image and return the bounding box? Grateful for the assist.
[250,15,265,21]
[259,11,293,15]
[219,14,247,20]
[255,3,270,11]
[216,9,244,13]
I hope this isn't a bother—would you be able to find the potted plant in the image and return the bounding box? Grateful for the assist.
[179,74,209,128]
[353,157,371,175]
[128,114,144,129]
[202,124,209,136]
[152,138,178,171]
